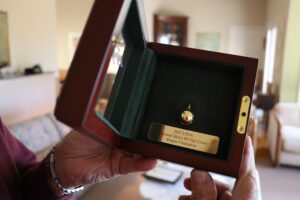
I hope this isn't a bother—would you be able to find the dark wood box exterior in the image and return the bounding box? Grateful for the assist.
[55,0,258,177]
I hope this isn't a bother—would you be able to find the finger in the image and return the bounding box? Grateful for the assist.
[186,176,231,196]
[179,195,190,200]
[186,175,231,194]
[190,170,217,200]
[232,136,261,200]
[184,178,191,191]
[215,179,231,194]
[119,156,157,174]
[134,158,157,171]
[218,190,232,200]
[239,136,256,177]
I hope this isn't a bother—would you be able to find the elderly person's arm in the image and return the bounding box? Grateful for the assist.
[0,119,70,200]
[0,118,156,199]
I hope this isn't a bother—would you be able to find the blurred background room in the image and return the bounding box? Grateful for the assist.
[0,0,300,199]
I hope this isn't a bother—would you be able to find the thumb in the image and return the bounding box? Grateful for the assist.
[190,170,217,200]
[231,136,261,200]
[239,136,256,176]
[119,156,157,174]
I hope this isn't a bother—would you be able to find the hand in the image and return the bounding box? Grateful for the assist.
[54,131,157,187]
[179,136,260,200]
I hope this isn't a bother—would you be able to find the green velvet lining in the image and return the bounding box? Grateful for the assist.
[102,0,147,135]
[135,53,243,160]
[120,49,156,138]
[104,47,243,161]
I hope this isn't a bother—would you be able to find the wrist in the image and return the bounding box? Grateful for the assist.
[53,146,73,187]
[48,147,85,196]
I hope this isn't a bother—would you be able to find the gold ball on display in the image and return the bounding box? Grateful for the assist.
[181,104,194,125]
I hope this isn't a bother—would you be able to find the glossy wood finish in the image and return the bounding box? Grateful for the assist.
[55,0,258,177]
[120,43,258,177]
[55,0,130,145]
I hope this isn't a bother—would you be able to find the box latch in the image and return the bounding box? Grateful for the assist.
[237,96,251,134]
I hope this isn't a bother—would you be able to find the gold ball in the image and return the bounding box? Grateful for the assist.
[181,110,194,125]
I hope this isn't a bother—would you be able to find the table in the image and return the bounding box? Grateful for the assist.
[78,162,236,200]
[140,162,235,200]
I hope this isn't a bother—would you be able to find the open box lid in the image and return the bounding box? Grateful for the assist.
[55,0,148,145]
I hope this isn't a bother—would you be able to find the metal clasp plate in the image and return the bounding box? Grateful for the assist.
[237,96,251,134]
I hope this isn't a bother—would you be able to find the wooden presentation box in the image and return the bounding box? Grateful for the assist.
[55,0,258,177]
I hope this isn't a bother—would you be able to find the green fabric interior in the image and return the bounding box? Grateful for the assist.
[135,54,243,160]
[101,0,151,136]
[95,0,244,160]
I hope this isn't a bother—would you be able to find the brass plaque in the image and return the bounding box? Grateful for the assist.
[148,123,219,154]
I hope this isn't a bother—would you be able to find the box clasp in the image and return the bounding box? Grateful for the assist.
[237,96,251,134]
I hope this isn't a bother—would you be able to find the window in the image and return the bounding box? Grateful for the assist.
[262,27,277,94]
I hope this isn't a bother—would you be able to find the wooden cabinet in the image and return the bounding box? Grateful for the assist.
[154,15,188,47]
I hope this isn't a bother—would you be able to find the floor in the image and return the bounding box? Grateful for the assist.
[255,122,300,200]
[256,148,300,200]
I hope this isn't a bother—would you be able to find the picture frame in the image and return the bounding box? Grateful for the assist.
[196,32,221,52]
[0,11,10,68]
[154,15,188,47]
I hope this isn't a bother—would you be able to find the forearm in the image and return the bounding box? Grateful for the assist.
[0,119,72,199]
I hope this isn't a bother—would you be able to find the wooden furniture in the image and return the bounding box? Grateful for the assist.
[254,93,276,111]
[268,103,300,167]
[253,93,276,129]
[154,15,188,47]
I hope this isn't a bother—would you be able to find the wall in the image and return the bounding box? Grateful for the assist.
[143,0,266,55]
[56,0,267,70]
[0,74,56,126]
[278,0,300,102]
[0,0,58,72]
[56,0,94,70]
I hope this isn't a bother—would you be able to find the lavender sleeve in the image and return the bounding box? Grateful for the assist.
[0,120,72,200]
